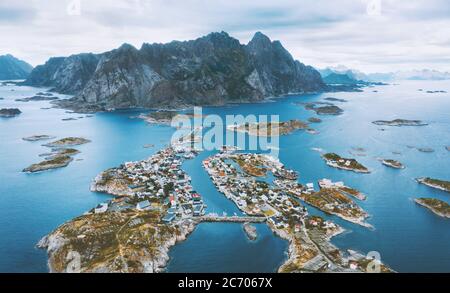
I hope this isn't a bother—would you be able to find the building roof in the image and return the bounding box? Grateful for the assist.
[136,200,151,209]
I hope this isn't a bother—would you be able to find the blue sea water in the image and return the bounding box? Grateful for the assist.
[0,80,449,272]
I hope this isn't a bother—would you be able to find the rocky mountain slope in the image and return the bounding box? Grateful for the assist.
[0,54,33,80]
[25,32,325,111]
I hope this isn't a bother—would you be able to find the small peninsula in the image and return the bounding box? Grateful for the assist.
[415,198,450,218]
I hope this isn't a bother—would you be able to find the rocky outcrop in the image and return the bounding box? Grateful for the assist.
[0,108,22,117]
[0,54,33,80]
[24,54,100,94]
[25,32,325,111]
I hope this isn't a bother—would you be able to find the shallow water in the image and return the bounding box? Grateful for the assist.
[0,80,449,272]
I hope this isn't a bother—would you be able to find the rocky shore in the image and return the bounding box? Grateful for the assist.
[37,212,198,273]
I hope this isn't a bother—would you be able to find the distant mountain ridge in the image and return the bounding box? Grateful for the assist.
[0,54,33,80]
[24,32,325,111]
[320,66,450,82]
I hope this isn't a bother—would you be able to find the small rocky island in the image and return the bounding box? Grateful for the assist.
[324,97,347,103]
[22,135,56,142]
[43,137,91,147]
[372,119,428,127]
[322,153,370,173]
[417,147,434,153]
[415,198,450,218]
[0,108,21,118]
[23,137,89,173]
[23,155,74,173]
[15,95,58,102]
[140,111,186,125]
[308,117,322,123]
[381,159,405,169]
[228,119,309,137]
[416,178,450,193]
[300,102,344,115]
[243,223,258,241]
[446,146,450,152]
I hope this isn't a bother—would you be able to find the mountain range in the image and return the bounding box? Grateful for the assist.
[0,54,33,80]
[319,66,450,82]
[24,32,325,111]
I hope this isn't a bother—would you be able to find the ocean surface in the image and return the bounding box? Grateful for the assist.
[0,80,449,273]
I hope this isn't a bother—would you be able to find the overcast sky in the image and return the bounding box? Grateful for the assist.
[1,0,449,72]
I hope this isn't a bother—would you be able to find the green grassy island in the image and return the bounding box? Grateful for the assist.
[416,178,450,193]
[23,155,73,173]
[381,159,405,169]
[415,198,450,218]
[322,153,370,173]
[44,137,91,148]
[228,119,309,137]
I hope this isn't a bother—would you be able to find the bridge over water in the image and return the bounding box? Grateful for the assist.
[198,214,267,223]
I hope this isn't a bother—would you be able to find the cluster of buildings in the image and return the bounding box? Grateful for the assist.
[91,145,206,222]
[203,152,308,232]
